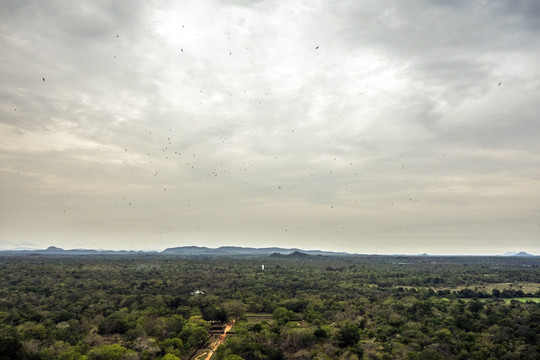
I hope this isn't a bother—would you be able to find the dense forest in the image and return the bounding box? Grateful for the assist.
[0,254,539,359]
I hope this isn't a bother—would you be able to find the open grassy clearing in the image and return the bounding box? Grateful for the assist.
[441,282,540,293]
[393,282,540,294]
[503,298,540,303]
[244,313,273,323]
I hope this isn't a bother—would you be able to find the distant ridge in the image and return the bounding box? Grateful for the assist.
[1,246,537,257]
[1,246,153,255]
[269,251,310,258]
[0,245,351,256]
[161,246,350,256]
[503,251,535,257]
[0,245,349,256]
[41,246,153,255]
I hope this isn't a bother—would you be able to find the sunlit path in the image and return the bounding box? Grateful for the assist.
[203,321,234,360]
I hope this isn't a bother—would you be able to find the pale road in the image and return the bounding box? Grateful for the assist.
[202,321,235,360]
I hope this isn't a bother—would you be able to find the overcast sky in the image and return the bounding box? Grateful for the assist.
[1,0,539,254]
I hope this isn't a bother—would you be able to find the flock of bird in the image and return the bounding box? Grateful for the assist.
[33,27,505,239]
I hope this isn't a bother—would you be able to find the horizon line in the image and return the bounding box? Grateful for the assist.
[0,245,536,257]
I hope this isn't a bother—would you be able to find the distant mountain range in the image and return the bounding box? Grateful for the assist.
[9,246,154,255]
[0,245,351,257]
[0,246,536,257]
[160,246,351,256]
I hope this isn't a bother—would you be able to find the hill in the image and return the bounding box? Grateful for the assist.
[503,251,535,257]
[269,250,311,258]
[0,246,348,257]
[161,246,350,256]
[0,246,152,255]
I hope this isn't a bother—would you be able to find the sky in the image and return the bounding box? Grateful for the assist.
[1,0,539,255]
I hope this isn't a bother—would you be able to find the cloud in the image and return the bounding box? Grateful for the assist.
[0,0,539,254]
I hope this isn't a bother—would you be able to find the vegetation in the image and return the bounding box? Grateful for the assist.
[0,254,538,359]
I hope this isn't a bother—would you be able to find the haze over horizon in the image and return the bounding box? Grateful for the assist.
[1,1,540,255]
[3,244,537,257]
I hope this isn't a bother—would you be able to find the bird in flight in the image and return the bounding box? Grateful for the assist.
[498,82,501,86]
[42,77,45,82]
[315,46,319,49]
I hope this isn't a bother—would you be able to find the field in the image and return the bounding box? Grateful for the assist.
[244,313,274,323]
[503,298,540,304]
[0,254,538,359]
[439,282,540,294]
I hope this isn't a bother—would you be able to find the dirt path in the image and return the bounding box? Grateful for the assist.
[201,321,234,360]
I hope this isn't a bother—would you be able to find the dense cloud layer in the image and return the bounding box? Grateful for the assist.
[1,0,539,254]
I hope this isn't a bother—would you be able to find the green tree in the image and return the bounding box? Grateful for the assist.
[180,318,209,348]
[0,325,22,360]
[272,307,293,325]
[225,355,245,360]
[161,354,181,360]
[314,328,328,340]
[165,315,186,337]
[98,312,129,335]
[87,344,134,360]
[224,301,246,321]
[336,322,360,348]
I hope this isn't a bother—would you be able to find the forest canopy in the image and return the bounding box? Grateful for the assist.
[0,254,538,359]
